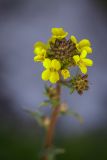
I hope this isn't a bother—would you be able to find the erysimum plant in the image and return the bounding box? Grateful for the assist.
[32,27,93,160]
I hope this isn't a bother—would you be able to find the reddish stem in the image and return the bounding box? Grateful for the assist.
[41,82,61,160]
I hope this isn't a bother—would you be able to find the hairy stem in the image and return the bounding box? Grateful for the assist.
[41,81,61,160]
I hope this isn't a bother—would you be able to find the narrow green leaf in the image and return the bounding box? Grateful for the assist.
[24,109,44,126]
[40,147,65,160]
[68,110,84,124]
[70,87,75,94]
[40,100,51,107]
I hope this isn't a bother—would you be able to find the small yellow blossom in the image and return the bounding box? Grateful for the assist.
[61,69,70,79]
[71,36,92,54]
[48,37,56,44]
[33,41,47,62]
[73,50,93,74]
[42,58,61,83]
[51,28,68,39]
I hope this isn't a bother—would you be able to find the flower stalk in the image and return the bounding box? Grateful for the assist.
[41,81,61,160]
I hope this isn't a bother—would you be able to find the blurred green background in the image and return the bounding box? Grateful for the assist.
[1,124,107,160]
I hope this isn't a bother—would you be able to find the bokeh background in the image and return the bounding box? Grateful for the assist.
[0,0,107,159]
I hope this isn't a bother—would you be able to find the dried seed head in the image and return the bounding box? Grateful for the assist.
[74,74,89,95]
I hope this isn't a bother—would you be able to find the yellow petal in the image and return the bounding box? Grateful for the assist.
[78,39,91,47]
[51,28,68,39]
[43,58,51,69]
[34,47,41,54]
[33,41,47,55]
[41,69,50,81]
[49,72,59,83]
[80,50,87,59]
[34,41,46,49]
[82,59,93,66]
[34,48,46,55]
[73,55,80,64]
[51,28,59,35]
[79,63,87,74]
[51,28,64,35]
[48,37,56,44]
[70,35,77,44]
[51,59,61,70]
[34,55,44,62]
[81,46,92,54]
[61,69,70,79]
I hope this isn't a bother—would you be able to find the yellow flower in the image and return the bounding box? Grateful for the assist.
[61,69,70,79]
[48,37,56,44]
[33,41,47,62]
[73,50,93,74]
[42,58,61,83]
[71,35,92,54]
[51,28,68,39]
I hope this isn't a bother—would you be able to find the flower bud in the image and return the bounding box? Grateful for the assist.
[60,103,68,113]
[42,116,50,127]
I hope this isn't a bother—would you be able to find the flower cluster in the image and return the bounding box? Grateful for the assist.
[33,28,93,84]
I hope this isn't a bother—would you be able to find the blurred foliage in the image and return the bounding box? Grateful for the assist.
[0,129,107,160]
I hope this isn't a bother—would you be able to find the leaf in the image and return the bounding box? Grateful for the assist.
[69,87,75,94]
[47,148,65,160]
[25,109,43,126]
[53,148,65,155]
[40,147,65,160]
[44,84,49,92]
[40,100,51,107]
[50,99,60,107]
[67,109,84,124]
